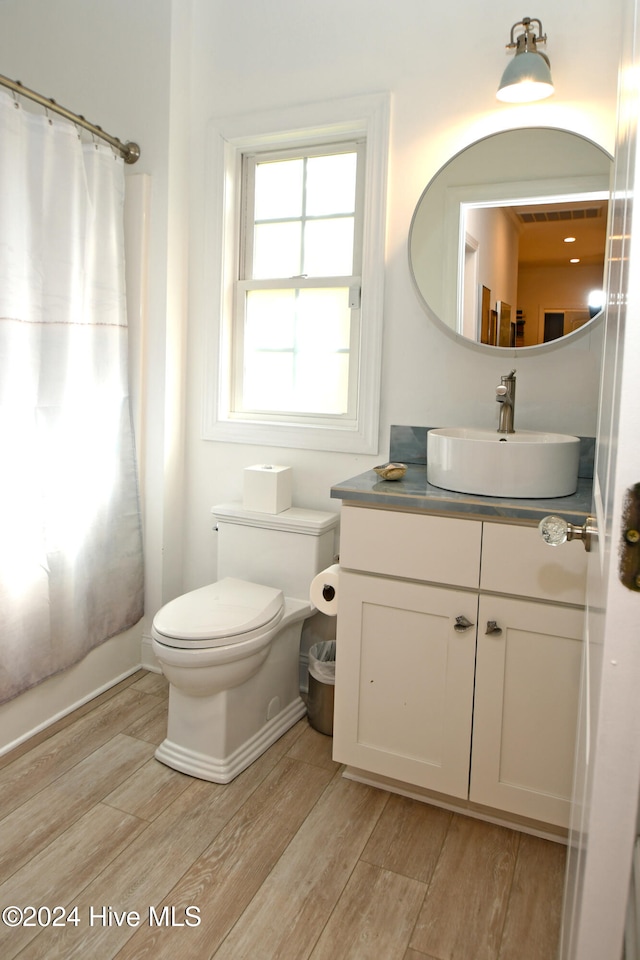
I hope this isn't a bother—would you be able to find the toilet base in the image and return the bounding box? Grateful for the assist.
[152,599,311,783]
[155,695,306,783]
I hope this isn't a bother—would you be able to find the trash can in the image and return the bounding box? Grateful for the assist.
[307,640,336,736]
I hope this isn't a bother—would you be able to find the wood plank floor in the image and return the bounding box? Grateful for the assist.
[0,670,566,960]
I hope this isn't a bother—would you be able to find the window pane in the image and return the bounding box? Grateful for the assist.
[246,289,295,349]
[306,153,357,216]
[242,287,351,415]
[296,353,349,413]
[304,219,354,276]
[253,222,301,279]
[243,352,294,411]
[254,158,303,220]
[296,288,351,352]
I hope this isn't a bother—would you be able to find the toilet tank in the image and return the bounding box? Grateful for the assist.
[212,503,338,600]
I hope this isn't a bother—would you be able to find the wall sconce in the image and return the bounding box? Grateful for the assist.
[497,17,554,103]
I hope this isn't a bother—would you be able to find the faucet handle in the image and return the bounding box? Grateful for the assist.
[496,385,508,397]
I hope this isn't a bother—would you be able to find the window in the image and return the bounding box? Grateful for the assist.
[236,143,363,422]
[203,95,390,453]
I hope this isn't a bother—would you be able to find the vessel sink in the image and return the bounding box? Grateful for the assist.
[427,427,580,498]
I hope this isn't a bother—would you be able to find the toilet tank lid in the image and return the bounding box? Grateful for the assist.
[153,577,284,642]
[211,502,338,535]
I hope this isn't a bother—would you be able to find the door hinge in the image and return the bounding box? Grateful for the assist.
[620,483,640,591]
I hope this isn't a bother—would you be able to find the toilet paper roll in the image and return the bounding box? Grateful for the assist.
[310,564,340,616]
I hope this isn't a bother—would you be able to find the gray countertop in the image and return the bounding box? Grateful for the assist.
[330,463,593,526]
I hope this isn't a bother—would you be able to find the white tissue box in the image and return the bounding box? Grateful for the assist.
[243,465,292,514]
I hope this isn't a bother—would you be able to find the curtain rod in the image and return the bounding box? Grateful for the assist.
[0,72,140,164]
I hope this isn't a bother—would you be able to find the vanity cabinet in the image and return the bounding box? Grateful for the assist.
[334,504,587,829]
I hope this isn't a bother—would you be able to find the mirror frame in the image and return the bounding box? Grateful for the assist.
[408,127,613,354]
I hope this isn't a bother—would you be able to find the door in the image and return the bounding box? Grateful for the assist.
[561,1,640,955]
[543,311,565,342]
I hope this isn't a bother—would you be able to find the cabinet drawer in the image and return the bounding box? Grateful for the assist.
[481,522,587,605]
[340,505,482,588]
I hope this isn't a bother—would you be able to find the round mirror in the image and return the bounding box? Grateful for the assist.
[409,128,612,349]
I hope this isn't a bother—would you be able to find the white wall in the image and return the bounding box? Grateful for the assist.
[181,0,623,593]
[466,206,520,325]
[0,0,624,664]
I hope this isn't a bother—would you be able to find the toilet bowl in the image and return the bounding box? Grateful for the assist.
[151,503,338,783]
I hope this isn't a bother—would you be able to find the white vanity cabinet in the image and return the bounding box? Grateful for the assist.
[333,504,587,829]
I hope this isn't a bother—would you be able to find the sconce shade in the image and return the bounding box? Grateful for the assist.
[497,17,554,103]
[497,52,554,102]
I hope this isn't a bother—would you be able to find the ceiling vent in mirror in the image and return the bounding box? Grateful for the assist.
[517,206,605,223]
[497,17,554,103]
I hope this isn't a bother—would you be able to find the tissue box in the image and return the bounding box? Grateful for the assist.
[243,465,292,514]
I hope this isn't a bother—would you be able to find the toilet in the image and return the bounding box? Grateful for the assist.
[151,502,338,783]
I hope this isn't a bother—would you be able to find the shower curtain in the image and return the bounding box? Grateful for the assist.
[0,90,144,704]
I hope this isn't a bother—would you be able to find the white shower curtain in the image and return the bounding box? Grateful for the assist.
[0,90,144,704]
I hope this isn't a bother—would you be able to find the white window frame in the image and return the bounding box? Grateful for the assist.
[234,140,364,425]
[202,94,390,453]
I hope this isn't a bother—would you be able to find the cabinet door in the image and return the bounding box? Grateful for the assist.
[470,595,583,828]
[333,570,478,798]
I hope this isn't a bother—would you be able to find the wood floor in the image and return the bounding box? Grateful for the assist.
[0,670,566,960]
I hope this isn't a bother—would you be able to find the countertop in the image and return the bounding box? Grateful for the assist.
[330,463,593,526]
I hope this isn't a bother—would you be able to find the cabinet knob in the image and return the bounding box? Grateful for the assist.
[539,515,597,552]
[486,621,503,636]
[454,615,475,632]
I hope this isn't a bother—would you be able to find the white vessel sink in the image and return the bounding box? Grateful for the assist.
[427,427,580,499]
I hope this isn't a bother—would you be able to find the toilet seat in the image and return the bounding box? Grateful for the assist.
[151,577,284,649]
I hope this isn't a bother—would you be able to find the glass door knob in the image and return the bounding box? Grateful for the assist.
[539,515,596,552]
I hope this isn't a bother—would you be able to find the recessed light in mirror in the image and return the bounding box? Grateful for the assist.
[570,258,580,263]
[564,236,576,243]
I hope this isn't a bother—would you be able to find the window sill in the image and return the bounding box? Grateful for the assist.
[204,414,378,454]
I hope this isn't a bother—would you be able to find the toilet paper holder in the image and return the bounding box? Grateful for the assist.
[323,554,340,600]
[310,559,340,616]
[322,583,336,602]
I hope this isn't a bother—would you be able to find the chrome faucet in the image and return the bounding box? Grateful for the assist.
[496,369,516,434]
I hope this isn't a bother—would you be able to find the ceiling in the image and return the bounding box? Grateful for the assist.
[512,200,608,267]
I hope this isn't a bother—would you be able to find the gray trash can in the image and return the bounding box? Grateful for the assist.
[307,640,336,736]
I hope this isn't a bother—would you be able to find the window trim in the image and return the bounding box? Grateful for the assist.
[202,93,390,454]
